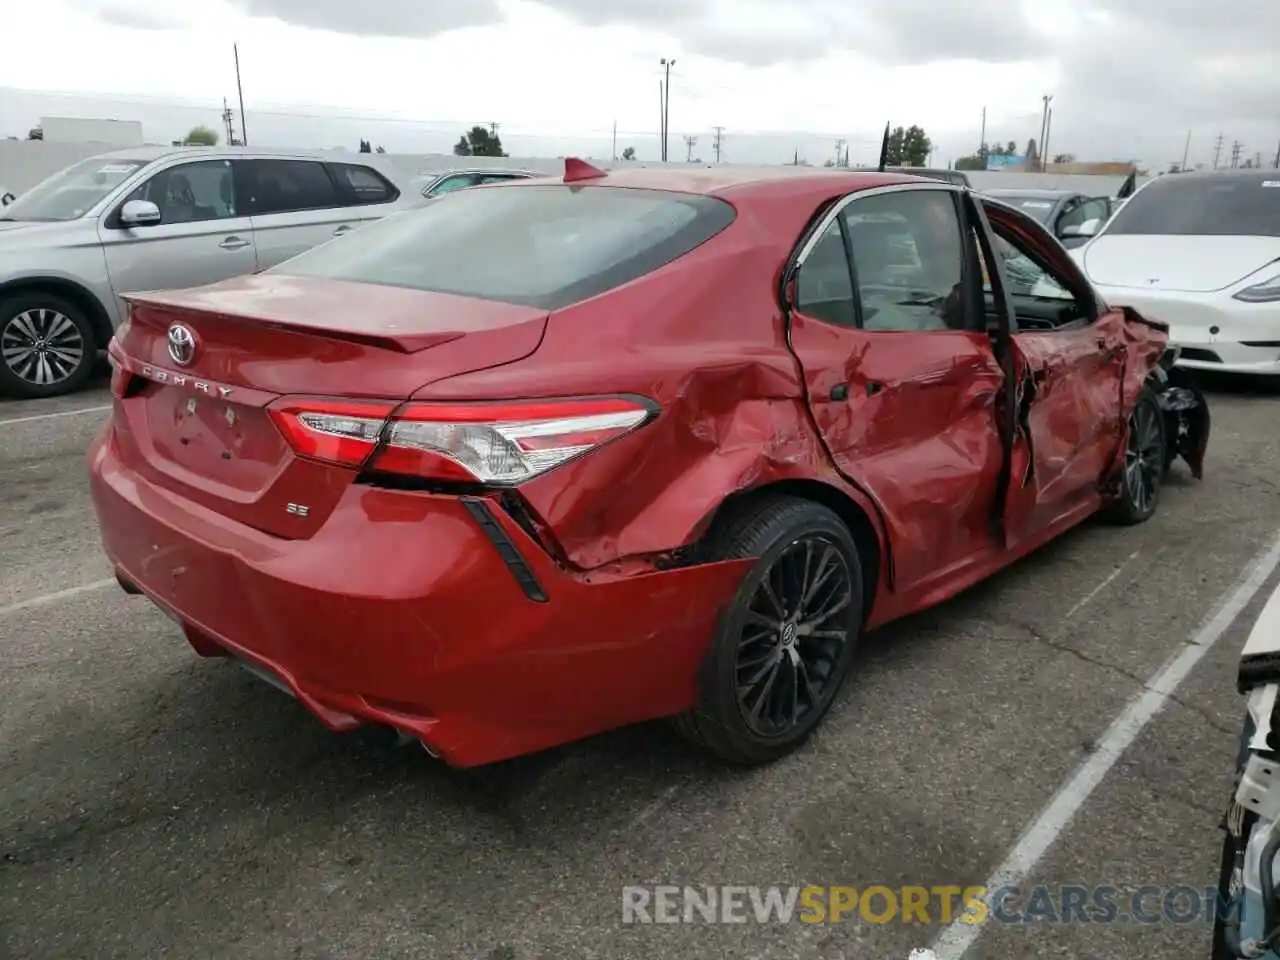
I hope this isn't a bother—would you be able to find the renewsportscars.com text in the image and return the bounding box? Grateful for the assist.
[621,885,1229,926]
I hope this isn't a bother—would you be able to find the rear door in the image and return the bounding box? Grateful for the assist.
[975,198,1127,544]
[99,157,257,296]
[240,158,362,268]
[785,184,1007,592]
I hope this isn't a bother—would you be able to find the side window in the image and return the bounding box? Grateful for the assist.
[243,160,339,215]
[477,174,526,185]
[795,218,856,327]
[329,163,398,205]
[1056,198,1088,232]
[844,190,968,332]
[124,160,237,225]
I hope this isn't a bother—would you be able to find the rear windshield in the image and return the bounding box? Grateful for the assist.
[271,184,737,309]
[1105,174,1280,237]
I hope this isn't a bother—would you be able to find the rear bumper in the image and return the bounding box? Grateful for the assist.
[88,423,749,767]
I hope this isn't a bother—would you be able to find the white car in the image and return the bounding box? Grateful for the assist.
[1070,170,1280,376]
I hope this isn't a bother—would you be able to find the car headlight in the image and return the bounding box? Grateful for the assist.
[1233,273,1280,303]
[1160,344,1182,370]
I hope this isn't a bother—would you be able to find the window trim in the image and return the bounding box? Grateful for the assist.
[326,161,401,207]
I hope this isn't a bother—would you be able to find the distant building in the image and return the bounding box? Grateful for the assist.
[38,117,144,146]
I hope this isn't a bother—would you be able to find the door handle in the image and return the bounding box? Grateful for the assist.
[333,224,353,237]
[219,236,251,250]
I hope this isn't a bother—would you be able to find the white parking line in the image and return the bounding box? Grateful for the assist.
[928,529,1280,960]
[0,578,116,618]
[1063,549,1140,621]
[0,403,112,427]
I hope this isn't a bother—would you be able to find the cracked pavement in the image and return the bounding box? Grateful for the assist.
[2,373,1279,959]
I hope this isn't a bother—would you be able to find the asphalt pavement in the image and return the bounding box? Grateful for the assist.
[3,371,1280,960]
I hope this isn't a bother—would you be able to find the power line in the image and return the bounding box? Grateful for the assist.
[1231,140,1242,168]
[683,134,698,162]
[1212,133,1225,169]
[712,125,724,163]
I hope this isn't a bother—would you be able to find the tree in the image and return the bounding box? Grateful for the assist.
[359,138,371,153]
[375,145,386,153]
[1052,153,1076,164]
[1006,140,1017,155]
[26,126,42,140]
[453,125,507,157]
[1025,138,1039,167]
[901,125,931,166]
[183,125,219,146]
[621,146,636,160]
[883,125,931,167]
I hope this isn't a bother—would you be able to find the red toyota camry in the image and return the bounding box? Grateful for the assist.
[88,161,1210,768]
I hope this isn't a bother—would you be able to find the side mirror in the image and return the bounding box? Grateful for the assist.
[119,199,162,227]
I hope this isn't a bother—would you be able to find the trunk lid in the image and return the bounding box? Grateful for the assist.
[1082,235,1280,292]
[110,274,548,538]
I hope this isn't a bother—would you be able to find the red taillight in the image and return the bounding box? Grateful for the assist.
[269,396,656,484]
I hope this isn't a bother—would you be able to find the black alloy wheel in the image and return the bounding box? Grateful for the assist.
[736,536,853,737]
[675,497,864,765]
[1104,386,1165,525]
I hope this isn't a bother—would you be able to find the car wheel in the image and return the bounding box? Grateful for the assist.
[1103,386,1165,525]
[674,496,864,765]
[0,292,97,399]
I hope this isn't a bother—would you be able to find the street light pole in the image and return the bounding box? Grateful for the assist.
[660,58,675,162]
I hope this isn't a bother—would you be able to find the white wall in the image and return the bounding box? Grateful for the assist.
[0,139,1147,196]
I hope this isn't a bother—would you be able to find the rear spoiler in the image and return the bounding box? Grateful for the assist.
[124,294,467,355]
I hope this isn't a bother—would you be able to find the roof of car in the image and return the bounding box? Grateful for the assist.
[421,167,540,177]
[503,164,932,201]
[84,144,404,166]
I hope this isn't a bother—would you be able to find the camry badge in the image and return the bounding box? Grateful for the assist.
[167,323,197,366]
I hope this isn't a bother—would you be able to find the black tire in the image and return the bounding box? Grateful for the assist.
[0,291,97,399]
[1103,386,1165,525]
[673,496,864,765]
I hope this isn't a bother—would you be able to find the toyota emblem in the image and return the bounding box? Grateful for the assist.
[166,323,197,366]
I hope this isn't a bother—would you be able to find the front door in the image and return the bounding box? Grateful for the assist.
[785,184,1006,592]
[99,158,257,299]
[976,200,1127,545]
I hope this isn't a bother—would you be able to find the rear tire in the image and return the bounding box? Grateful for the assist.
[1103,386,1165,525]
[673,496,863,765]
[0,291,97,399]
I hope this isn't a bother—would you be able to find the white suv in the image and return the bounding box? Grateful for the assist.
[0,146,418,398]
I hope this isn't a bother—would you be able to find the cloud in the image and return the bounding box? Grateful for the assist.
[224,0,504,37]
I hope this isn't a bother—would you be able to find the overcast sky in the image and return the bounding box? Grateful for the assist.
[1,0,1276,168]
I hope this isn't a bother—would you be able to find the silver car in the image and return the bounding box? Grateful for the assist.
[0,146,418,399]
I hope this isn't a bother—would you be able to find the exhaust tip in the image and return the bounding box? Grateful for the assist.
[115,571,142,595]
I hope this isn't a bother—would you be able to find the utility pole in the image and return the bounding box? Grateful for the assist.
[1273,140,1280,169]
[1231,140,1242,168]
[1038,94,1053,172]
[683,134,698,163]
[489,122,500,137]
[660,58,675,163]
[1212,133,1225,169]
[979,106,986,154]
[712,125,724,163]
[1042,107,1053,170]
[233,43,248,146]
[834,138,846,167]
[1181,129,1192,171]
[221,97,236,146]
[612,120,617,161]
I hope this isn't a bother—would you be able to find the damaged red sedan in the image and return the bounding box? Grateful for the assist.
[89,161,1210,768]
